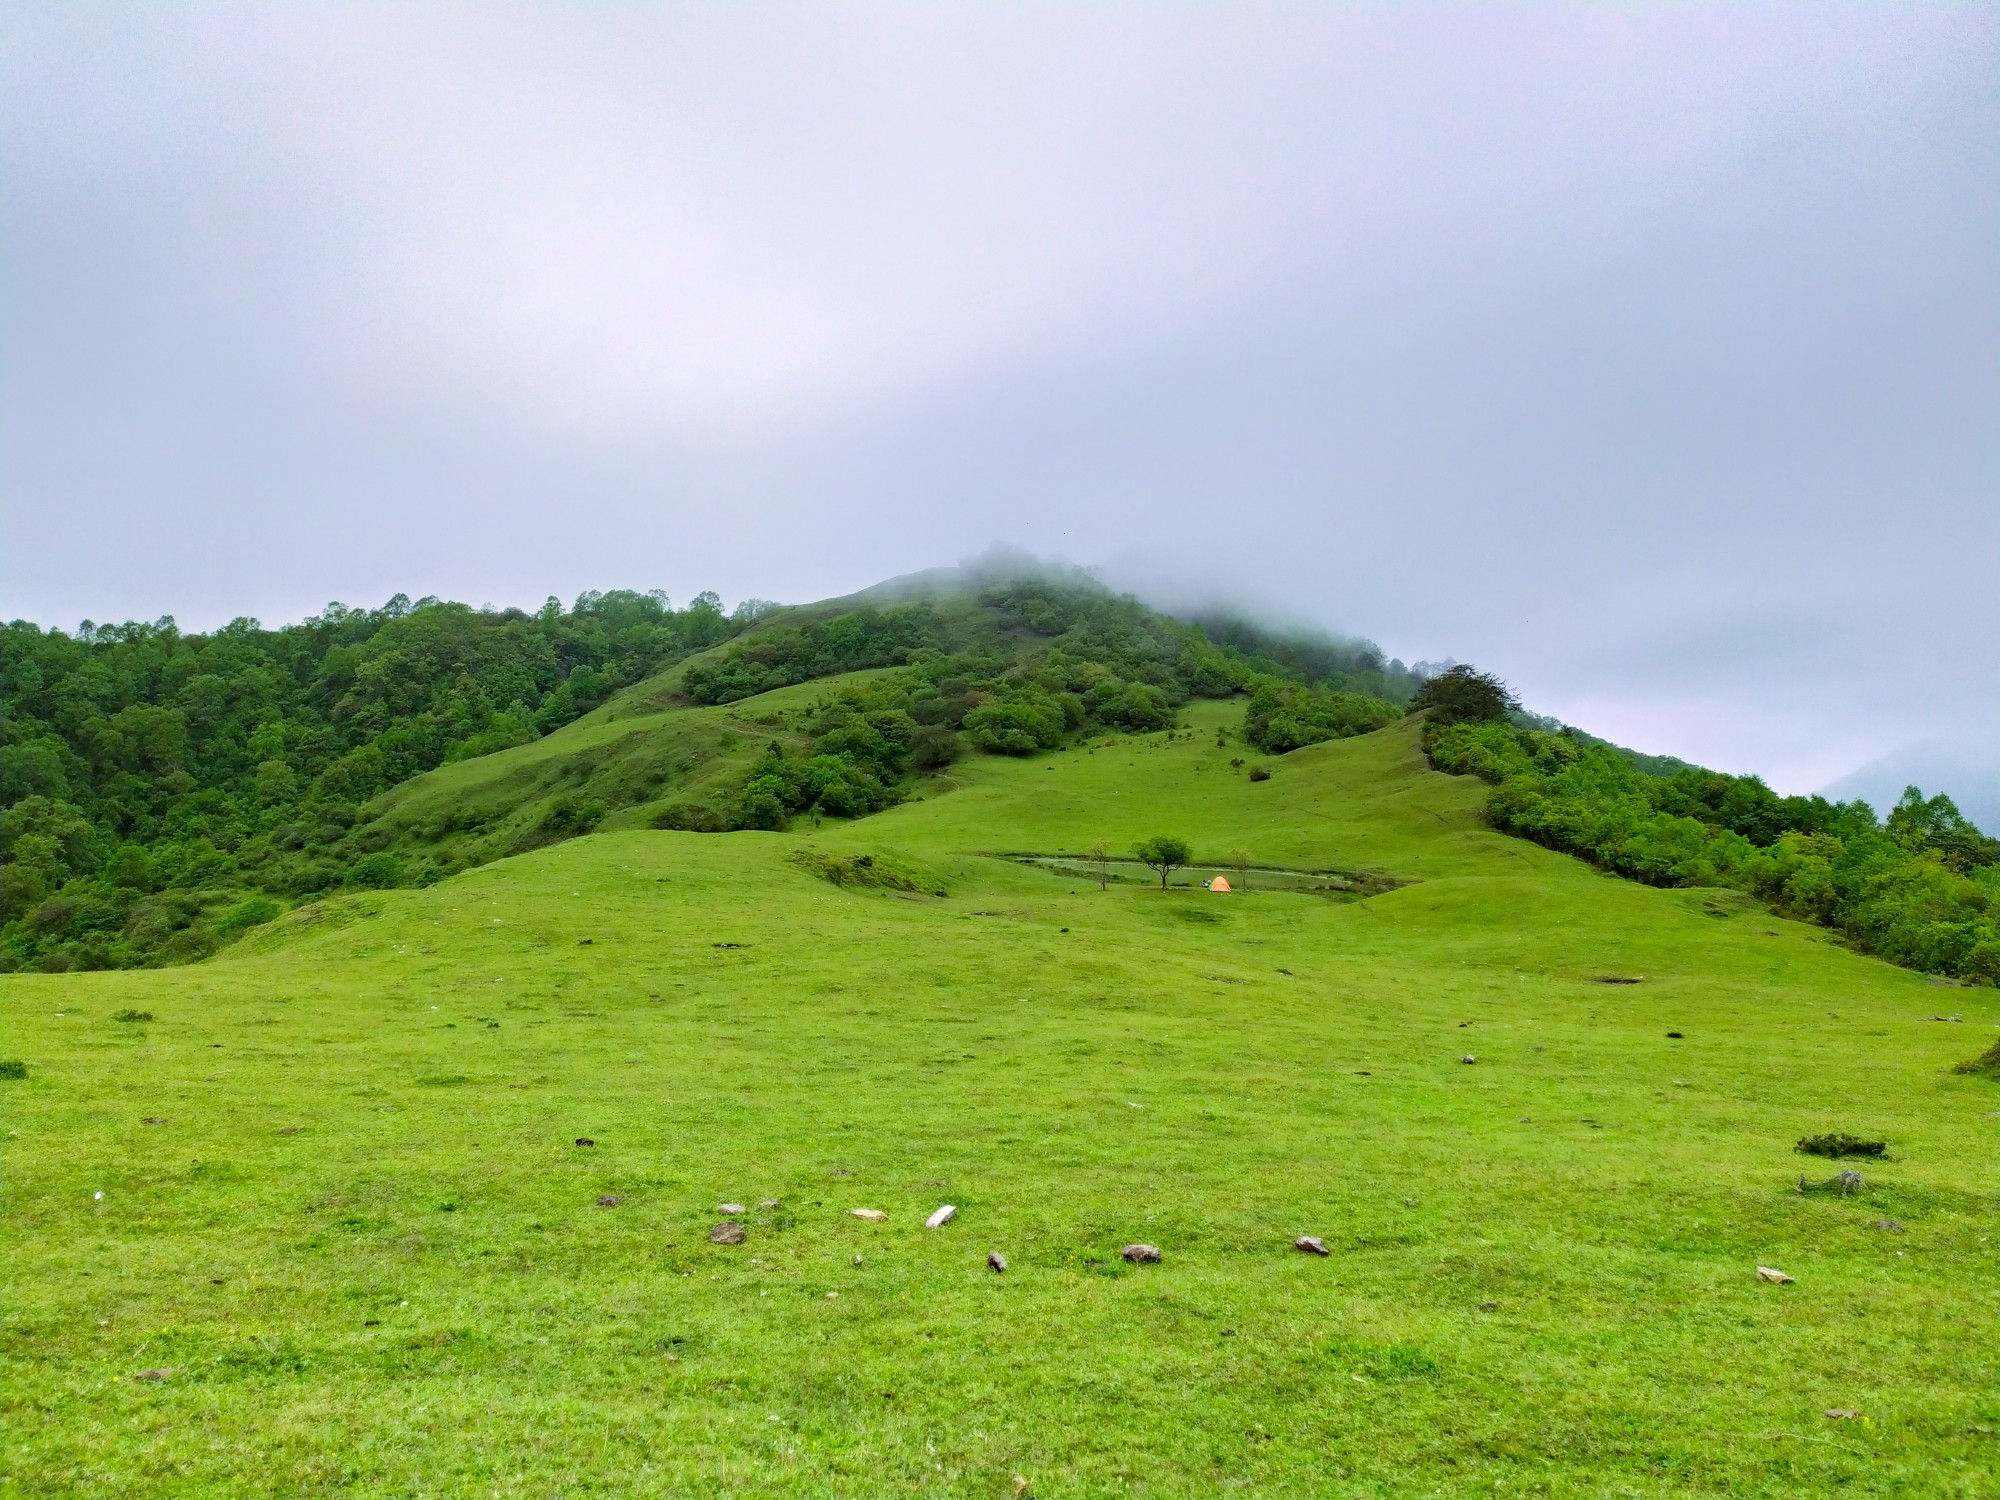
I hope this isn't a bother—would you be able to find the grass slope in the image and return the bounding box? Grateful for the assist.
[4,704,1996,1498]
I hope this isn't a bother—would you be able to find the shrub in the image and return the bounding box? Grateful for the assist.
[113,1008,154,1023]
[1795,1132,1886,1158]
[1248,766,1271,783]
[0,1060,27,1080]
[654,803,728,833]
[346,851,404,889]
[215,895,280,936]
[1951,1038,2000,1080]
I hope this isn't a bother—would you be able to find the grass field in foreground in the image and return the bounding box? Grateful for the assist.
[3,705,1996,1498]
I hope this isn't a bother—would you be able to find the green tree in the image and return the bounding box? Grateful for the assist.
[1408,665,1517,727]
[1133,834,1193,890]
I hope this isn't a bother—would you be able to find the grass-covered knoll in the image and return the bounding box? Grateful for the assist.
[4,708,1995,1497]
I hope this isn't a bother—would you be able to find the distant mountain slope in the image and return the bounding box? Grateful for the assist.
[1823,742,1998,837]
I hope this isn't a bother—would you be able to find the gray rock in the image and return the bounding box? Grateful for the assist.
[596,1194,624,1207]
[758,1199,781,1208]
[848,1207,887,1221]
[1121,1243,1161,1264]
[1836,1170,1865,1194]
[1459,1055,1477,1065]
[925,1204,957,1230]
[709,1221,746,1244]
[1873,1218,1905,1232]
[988,1251,1008,1273]
[1294,1235,1329,1256]
[718,1203,746,1215]
[134,1368,174,1381]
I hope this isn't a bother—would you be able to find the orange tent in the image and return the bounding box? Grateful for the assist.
[1209,876,1232,892]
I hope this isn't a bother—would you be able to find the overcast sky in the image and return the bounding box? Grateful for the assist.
[3,3,1995,804]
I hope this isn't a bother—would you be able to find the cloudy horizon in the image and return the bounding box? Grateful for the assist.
[4,3,1995,808]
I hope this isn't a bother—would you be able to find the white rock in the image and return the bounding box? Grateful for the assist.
[719,1203,746,1215]
[848,1207,887,1221]
[925,1204,958,1230]
[1756,1265,1793,1284]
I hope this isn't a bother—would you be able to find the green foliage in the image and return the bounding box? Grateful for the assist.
[1132,834,1194,888]
[1407,664,1517,726]
[1241,677,1401,754]
[683,604,942,704]
[0,590,739,970]
[1952,1038,2000,1079]
[1428,720,2000,984]
[1795,1132,1887,1158]
[0,1059,25,1080]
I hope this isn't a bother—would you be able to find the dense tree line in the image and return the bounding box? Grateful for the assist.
[1,591,743,971]
[1426,712,2000,984]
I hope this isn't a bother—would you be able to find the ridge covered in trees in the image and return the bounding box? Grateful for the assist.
[1417,694,2000,983]
[1,591,747,970]
[1,571,1414,971]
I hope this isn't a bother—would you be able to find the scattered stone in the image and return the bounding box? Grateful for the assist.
[1873,1218,1905,1233]
[925,1204,957,1230]
[1013,1476,1031,1497]
[596,1194,624,1207]
[709,1222,746,1244]
[134,1368,174,1381]
[1477,1300,1499,1311]
[1121,1243,1161,1264]
[1836,1169,1865,1194]
[574,1138,595,1147]
[1403,1198,1419,1207]
[1928,1014,1962,1022]
[1294,1235,1329,1256]
[1825,1408,1861,1420]
[719,1203,746,1215]
[1459,1055,1476,1065]
[1353,1070,1371,1076]
[1594,976,1643,984]
[1756,1266,1793,1284]
[278,1126,301,1135]
[988,1251,1008,1273]
[848,1208,887,1221]
[142,1117,166,1125]
[758,1198,781,1209]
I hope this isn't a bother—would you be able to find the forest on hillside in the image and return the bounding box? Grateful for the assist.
[1414,673,2000,984]
[0,574,1410,971]
[0,591,749,969]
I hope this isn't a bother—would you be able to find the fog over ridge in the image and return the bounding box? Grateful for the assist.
[3,3,1994,804]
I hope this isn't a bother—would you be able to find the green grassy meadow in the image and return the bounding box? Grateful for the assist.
[4,702,1996,1497]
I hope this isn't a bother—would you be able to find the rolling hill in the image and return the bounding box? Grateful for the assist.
[3,699,1995,1497]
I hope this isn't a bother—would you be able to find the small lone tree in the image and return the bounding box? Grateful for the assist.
[1133,834,1193,890]
[1087,839,1112,891]
[1227,846,1252,891]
